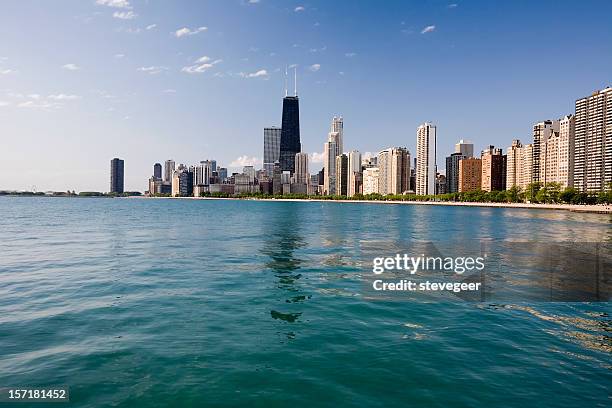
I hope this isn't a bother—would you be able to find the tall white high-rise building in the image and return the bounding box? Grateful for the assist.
[455,139,474,158]
[331,116,343,155]
[574,87,612,192]
[347,150,362,197]
[194,161,212,186]
[294,153,309,184]
[416,123,437,195]
[323,135,338,195]
[164,159,175,183]
[263,127,281,176]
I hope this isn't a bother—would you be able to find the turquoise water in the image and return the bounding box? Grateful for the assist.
[0,197,610,407]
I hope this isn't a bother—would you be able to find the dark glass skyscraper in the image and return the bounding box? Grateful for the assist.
[279,95,301,173]
[110,158,124,193]
[153,162,162,179]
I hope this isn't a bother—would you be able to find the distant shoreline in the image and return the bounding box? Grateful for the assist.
[140,196,612,214]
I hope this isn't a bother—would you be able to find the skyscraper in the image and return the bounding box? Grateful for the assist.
[194,161,212,186]
[532,120,560,184]
[455,139,474,158]
[378,147,411,195]
[363,167,380,195]
[481,146,506,192]
[416,123,437,195]
[263,127,281,176]
[279,91,300,173]
[164,159,175,183]
[153,163,162,179]
[294,153,309,184]
[335,154,349,196]
[347,150,362,197]
[506,140,523,189]
[331,116,344,155]
[323,134,338,195]
[574,87,612,192]
[110,158,124,194]
[445,152,465,193]
[458,158,482,192]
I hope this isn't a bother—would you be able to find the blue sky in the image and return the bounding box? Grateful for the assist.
[1,0,611,191]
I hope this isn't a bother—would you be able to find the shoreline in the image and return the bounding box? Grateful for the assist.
[142,196,612,214]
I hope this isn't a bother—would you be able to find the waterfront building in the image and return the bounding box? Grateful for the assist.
[263,127,281,176]
[455,139,474,158]
[148,177,162,195]
[378,147,411,195]
[331,116,344,155]
[532,120,560,184]
[445,152,466,193]
[574,87,612,192]
[481,146,506,192]
[294,153,309,184]
[362,155,377,168]
[272,162,282,195]
[323,135,338,195]
[217,167,228,182]
[416,123,437,195]
[153,163,162,179]
[347,150,362,197]
[363,167,380,194]
[436,173,447,195]
[506,140,523,189]
[110,157,124,194]
[243,166,256,184]
[172,169,193,197]
[194,161,213,186]
[164,159,175,183]
[279,89,301,173]
[458,158,482,192]
[335,154,349,196]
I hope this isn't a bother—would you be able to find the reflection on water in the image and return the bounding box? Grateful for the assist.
[259,204,308,337]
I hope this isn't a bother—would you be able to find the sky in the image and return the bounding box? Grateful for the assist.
[1,0,611,192]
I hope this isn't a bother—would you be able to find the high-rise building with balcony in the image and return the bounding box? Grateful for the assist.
[416,123,437,195]
[481,146,506,192]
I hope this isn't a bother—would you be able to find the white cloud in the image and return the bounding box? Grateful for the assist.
[146,24,157,30]
[17,100,58,109]
[162,89,176,93]
[113,10,137,19]
[137,66,167,74]
[310,152,324,164]
[181,56,222,74]
[0,101,10,107]
[48,94,81,100]
[421,25,436,34]
[174,26,207,37]
[345,52,356,57]
[114,53,125,58]
[96,0,131,8]
[62,63,80,71]
[238,69,269,79]
[294,6,305,12]
[0,68,15,75]
[309,63,321,72]
[248,0,260,3]
[230,156,261,167]
[338,71,345,75]
[448,3,458,8]
[309,46,327,53]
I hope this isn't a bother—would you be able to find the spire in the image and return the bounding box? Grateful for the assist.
[284,65,288,97]
[294,66,297,96]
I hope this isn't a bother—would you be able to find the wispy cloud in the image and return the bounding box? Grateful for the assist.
[96,0,131,8]
[345,52,356,57]
[230,155,261,167]
[181,56,222,74]
[137,66,167,74]
[448,3,458,8]
[0,101,10,107]
[294,6,305,12]
[0,68,15,75]
[309,63,321,72]
[162,89,177,93]
[174,26,207,38]
[247,0,260,4]
[113,10,137,19]
[48,94,81,100]
[114,53,125,58]
[146,24,156,30]
[421,25,436,34]
[309,46,327,53]
[62,63,80,71]
[238,69,269,79]
[310,152,324,164]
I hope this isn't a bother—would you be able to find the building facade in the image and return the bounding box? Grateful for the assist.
[458,158,482,192]
[323,135,338,195]
[279,96,301,173]
[416,123,437,195]
[263,127,281,176]
[455,139,474,158]
[574,87,612,192]
[110,157,124,193]
[347,150,362,197]
[445,152,465,193]
[335,154,349,196]
[363,167,380,195]
[481,146,506,192]
[294,153,309,184]
[164,159,175,183]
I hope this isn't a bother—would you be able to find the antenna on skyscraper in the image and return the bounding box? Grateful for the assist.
[284,65,288,97]
[294,66,298,96]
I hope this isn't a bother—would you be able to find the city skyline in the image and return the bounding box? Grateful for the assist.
[1,0,612,191]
